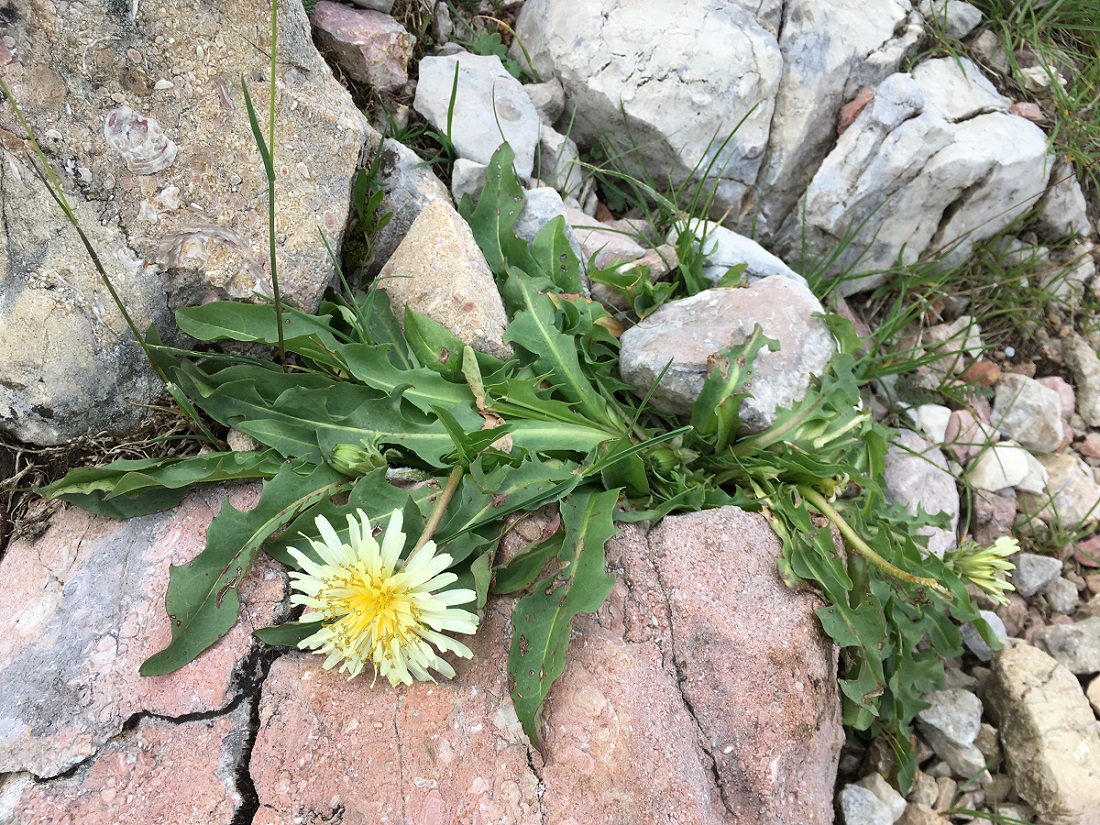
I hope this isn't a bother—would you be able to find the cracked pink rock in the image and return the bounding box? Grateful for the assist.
[0,487,288,778]
[1,701,251,824]
[250,508,841,823]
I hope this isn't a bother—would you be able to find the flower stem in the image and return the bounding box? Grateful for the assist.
[414,466,464,551]
[798,485,951,597]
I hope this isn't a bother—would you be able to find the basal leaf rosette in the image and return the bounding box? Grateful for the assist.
[287,508,479,685]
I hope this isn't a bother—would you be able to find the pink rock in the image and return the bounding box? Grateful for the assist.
[250,510,842,823]
[2,701,250,824]
[1078,432,1100,459]
[647,509,843,823]
[837,84,875,135]
[944,409,994,465]
[310,1,414,95]
[970,489,1018,546]
[1037,375,1075,418]
[1009,101,1045,122]
[0,487,288,777]
[565,205,648,269]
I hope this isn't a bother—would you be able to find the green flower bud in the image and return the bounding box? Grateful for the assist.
[943,536,1018,605]
[329,441,387,478]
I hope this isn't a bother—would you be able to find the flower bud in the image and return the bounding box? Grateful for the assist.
[328,441,386,478]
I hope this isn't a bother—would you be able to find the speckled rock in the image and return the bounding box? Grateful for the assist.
[0,701,251,824]
[0,0,369,444]
[0,488,288,778]
[883,429,959,557]
[377,198,512,359]
[310,1,414,95]
[1032,617,1100,675]
[1018,451,1100,530]
[619,277,836,431]
[985,644,1100,825]
[368,137,452,276]
[250,510,842,824]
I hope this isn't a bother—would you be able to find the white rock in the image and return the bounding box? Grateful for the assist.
[839,784,896,825]
[857,772,907,822]
[537,125,583,197]
[785,58,1050,293]
[671,219,807,286]
[1018,452,1100,530]
[992,373,1065,453]
[986,644,1100,824]
[967,442,1031,492]
[961,610,1008,663]
[450,158,488,206]
[756,0,921,235]
[618,278,836,432]
[1063,334,1100,427]
[1033,159,1092,240]
[883,429,959,557]
[919,0,983,39]
[1043,577,1081,615]
[911,403,952,445]
[414,52,540,180]
[513,0,781,226]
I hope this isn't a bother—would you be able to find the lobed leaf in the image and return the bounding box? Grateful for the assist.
[140,461,351,676]
[507,487,618,747]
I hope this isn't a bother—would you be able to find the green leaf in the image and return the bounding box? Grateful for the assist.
[140,461,351,676]
[689,324,777,450]
[492,531,563,595]
[38,451,287,519]
[529,216,582,294]
[458,142,527,274]
[254,621,317,647]
[508,487,618,747]
[339,342,477,414]
[501,270,621,430]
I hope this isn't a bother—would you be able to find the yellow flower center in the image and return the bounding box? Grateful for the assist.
[321,567,423,661]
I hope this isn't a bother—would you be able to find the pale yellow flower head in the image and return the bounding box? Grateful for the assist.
[944,535,1019,606]
[287,508,479,686]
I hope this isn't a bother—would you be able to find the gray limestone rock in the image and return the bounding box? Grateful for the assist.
[985,644,1100,825]
[1011,552,1065,598]
[414,52,540,181]
[919,0,983,39]
[883,429,960,557]
[966,442,1032,492]
[618,277,836,432]
[1033,159,1093,240]
[1018,451,1100,530]
[838,784,895,825]
[537,125,583,198]
[1032,617,1100,674]
[857,773,907,822]
[1063,333,1100,427]
[917,688,982,748]
[1043,577,1081,615]
[369,138,452,275]
[377,198,511,359]
[992,373,1065,453]
[783,58,1051,293]
[961,610,1008,663]
[757,0,922,236]
[0,0,368,445]
[672,219,808,287]
[450,158,489,206]
[524,78,566,124]
[512,0,781,228]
